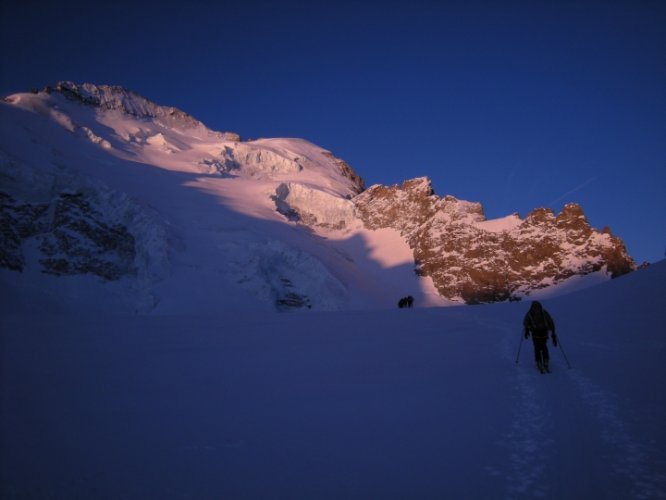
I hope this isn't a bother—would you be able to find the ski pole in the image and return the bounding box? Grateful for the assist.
[556,336,572,369]
[515,332,524,364]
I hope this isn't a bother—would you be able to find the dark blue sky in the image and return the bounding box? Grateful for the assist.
[1,0,664,262]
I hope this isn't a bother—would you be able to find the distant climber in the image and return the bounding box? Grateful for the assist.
[523,301,557,373]
[398,296,414,308]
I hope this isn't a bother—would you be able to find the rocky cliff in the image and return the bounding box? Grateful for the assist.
[354,177,635,304]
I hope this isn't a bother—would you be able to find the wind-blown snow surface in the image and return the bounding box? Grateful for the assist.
[2,261,665,499]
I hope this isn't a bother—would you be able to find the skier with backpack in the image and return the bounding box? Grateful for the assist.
[523,301,558,373]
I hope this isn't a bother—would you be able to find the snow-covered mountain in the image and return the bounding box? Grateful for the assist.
[1,83,663,500]
[0,82,635,312]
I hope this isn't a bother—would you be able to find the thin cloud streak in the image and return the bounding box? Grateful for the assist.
[548,177,598,208]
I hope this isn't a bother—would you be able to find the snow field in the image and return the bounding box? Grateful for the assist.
[2,261,665,499]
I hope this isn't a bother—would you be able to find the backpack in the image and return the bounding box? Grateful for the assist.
[529,310,549,331]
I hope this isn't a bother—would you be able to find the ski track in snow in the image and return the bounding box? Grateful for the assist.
[505,369,552,498]
[491,319,552,499]
[473,317,551,498]
[567,371,666,499]
[484,315,666,500]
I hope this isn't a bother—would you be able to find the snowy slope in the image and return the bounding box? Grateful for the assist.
[1,83,635,313]
[1,256,664,499]
[1,84,448,313]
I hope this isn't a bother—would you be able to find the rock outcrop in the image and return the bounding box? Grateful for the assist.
[354,177,635,304]
[1,191,136,280]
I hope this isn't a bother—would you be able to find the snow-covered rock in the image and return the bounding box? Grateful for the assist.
[0,82,636,311]
[0,83,368,312]
[0,152,169,312]
[48,81,237,138]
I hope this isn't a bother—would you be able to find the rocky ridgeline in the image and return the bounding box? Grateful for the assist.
[354,177,635,304]
[46,81,241,140]
[320,151,365,196]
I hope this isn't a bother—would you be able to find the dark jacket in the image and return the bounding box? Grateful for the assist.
[523,301,555,339]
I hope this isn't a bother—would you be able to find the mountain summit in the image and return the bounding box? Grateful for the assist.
[0,83,634,312]
[46,81,235,138]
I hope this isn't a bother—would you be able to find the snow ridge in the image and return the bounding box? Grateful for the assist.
[1,84,369,312]
[49,81,240,140]
[0,82,637,312]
